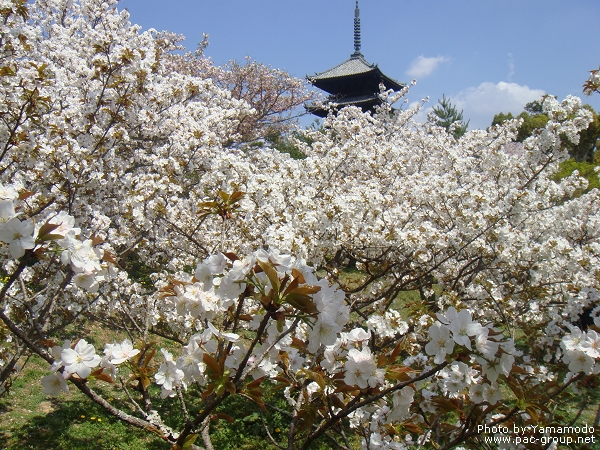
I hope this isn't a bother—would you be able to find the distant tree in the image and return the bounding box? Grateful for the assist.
[167,43,315,146]
[265,119,326,160]
[428,94,469,139]
[562,105,600,163]
[491,112,514,127]
[215,57,315,144]
[491,102,600,163]
[514,111,550,142]
[524,99,545,115]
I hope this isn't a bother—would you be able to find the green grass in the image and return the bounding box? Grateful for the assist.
[0,356,353,449]
[0,356,166,450]
[2,280,597,449]
[0,315,355,449]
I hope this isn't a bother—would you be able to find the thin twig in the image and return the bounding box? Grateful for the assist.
[177,385,190,424]
[259,410,286,449]
[119,376,146,417]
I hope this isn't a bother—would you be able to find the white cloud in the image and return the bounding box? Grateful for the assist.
[451,82,545,130]
[406,55,450,78]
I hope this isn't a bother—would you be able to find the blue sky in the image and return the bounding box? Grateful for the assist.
[117,0,600,130]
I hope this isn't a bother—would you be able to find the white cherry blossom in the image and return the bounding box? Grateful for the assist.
[61,339,101,379]
[41,373,70,396]
[425,322,455,364]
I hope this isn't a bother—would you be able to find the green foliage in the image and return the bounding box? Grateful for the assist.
[265,120,325,160]
[209,387,352,450]
[121,251,156,288]
[515,111,549,142]
[265,132,306,159]
[524,99,544,115]
[562,105,600,163]
[429,94,469,139]
[492,102,600,162]
[553,159,600,193]
[491,111,514,127]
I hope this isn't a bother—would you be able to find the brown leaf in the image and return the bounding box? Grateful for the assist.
[40,339,58,348]
[389,337,405,364]
[431,397,461,414]
[285,293,318,314]
[291,268,305,284]
[102,250,120,267]
[142,346,156,368]
[203,353,224,378]
[217,190,229,203]
[334,384,360,394]
[211,413,235,424]
[403,422,423,434]
[273,376,292,386]
[228,191,245,204]
[223,252,239,262]
[291,336,307,351]
[257,260,280,294]
[246,376,265,390]
[305,370,325,390]
[224,380,237,396]
[292,285,321,295]
[18,190,34,201]
[140,374,151,390]
[91,234,104,246]
[89,368,114,384]
[36,222,61,240]
[386,365,415,382]
[282,276,300,297]
[329,394,346,409]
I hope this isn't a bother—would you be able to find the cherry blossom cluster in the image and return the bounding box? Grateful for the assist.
[41,338,139,396]
[560,326,600,374]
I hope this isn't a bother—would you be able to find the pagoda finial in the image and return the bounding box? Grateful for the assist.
[353,0,361,56]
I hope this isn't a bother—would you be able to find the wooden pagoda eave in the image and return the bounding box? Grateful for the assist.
[307,55,404,95]
[309,69,403,96]
[306,93,383,118]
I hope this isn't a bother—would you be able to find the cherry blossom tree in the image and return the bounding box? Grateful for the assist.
[167,44,316,146]
[0,1,599,449]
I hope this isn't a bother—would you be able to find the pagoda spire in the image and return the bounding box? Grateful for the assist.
[353,0,361,56]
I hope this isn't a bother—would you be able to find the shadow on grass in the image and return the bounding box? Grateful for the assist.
[0,397,167,450]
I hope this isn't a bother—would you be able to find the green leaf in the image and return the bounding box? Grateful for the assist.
[228,190,245,204]
[182,433,198,449]
[285,293,318,314]
[0,66,15,76]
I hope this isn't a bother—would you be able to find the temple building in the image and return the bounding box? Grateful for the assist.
[306,1,404,117]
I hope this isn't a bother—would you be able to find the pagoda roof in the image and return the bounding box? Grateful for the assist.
[308,54,404,93]
[305,1,405,117]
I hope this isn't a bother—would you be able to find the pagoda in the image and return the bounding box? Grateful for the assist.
[306,1,404,117]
